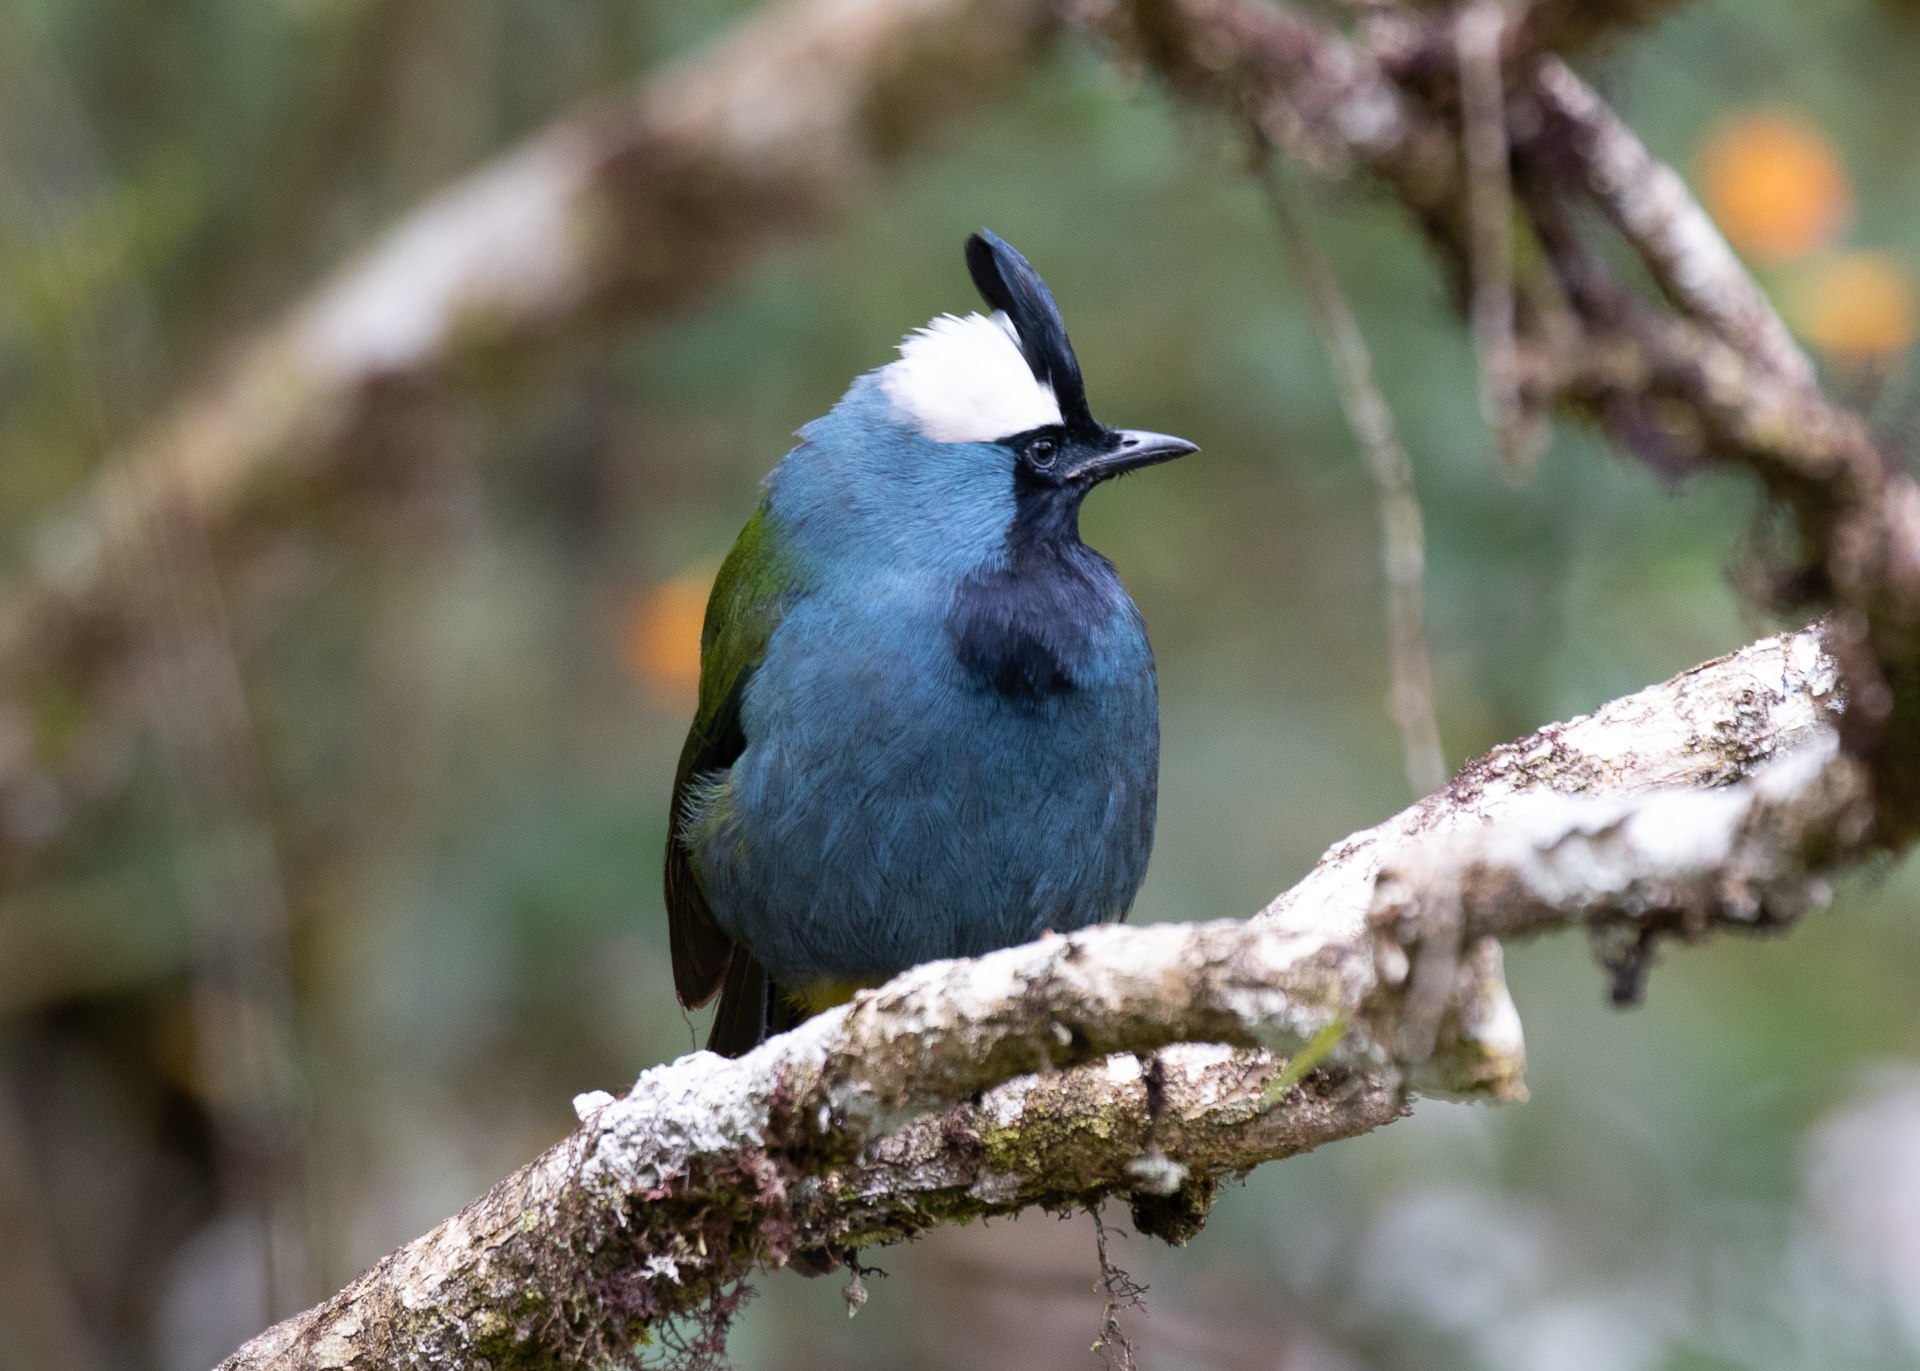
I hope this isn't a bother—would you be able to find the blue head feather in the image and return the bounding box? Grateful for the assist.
[767,373,1018,584]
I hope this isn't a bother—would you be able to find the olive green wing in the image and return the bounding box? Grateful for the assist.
[665,505,801,1010]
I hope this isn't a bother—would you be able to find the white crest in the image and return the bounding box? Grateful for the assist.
[878,311,1062,443]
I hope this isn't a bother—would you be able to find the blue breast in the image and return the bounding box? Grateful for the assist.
[693,531,1157,988]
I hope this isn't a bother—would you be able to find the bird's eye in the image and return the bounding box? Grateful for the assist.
[1028,438,1056,469]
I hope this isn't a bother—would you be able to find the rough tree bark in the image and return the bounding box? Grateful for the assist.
[41,0,1905,1364]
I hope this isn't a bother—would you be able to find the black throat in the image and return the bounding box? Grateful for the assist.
[947,474,1118,702]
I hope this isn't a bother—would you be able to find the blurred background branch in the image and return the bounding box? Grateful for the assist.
[1454,0,1541,473]
[1103,0,1920,836]
[0,0,1056,881]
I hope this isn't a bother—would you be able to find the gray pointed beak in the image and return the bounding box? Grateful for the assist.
[1069,429,1200,483]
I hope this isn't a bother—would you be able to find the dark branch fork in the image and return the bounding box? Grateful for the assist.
[1111,0,1920,827]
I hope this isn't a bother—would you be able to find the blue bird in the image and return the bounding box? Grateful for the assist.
[666,230,1197,1056]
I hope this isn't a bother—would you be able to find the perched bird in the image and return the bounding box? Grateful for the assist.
[666,230,1196,1056]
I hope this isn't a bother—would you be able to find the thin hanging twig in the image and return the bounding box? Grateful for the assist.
[1457,0,1538,473]
[1090,1208,1147,1371]
[1257,158,1450,797]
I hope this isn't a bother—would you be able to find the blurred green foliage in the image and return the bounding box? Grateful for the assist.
[4,1,1920,1369]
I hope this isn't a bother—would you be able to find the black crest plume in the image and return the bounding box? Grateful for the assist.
[964,229,1096,436]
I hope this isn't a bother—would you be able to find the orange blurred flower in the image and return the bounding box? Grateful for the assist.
[619,566,712,701]
[1796,252,1918,362]
[1698,111,1851,264]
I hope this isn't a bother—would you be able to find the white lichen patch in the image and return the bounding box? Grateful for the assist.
[1125,1150,1190,1196]
[590,1045,814,1192]
[572,1090,615,1122]
[967,1170,1023,1205]
[1470,736,1839,915]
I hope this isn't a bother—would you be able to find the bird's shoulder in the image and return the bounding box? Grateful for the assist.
[665,501,807,1008]
[697,507,806,722]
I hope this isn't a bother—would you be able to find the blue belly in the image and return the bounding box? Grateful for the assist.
[688,585,1157,988]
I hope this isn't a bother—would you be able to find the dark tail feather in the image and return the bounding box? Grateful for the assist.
[706,949,769,1056]
[705,949,810,1057]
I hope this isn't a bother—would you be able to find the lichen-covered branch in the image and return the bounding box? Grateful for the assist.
[1263,626,1838,940]
[1372,735,1869,1056]
[218,626,1850,1370]
[214,931,1397,1371]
